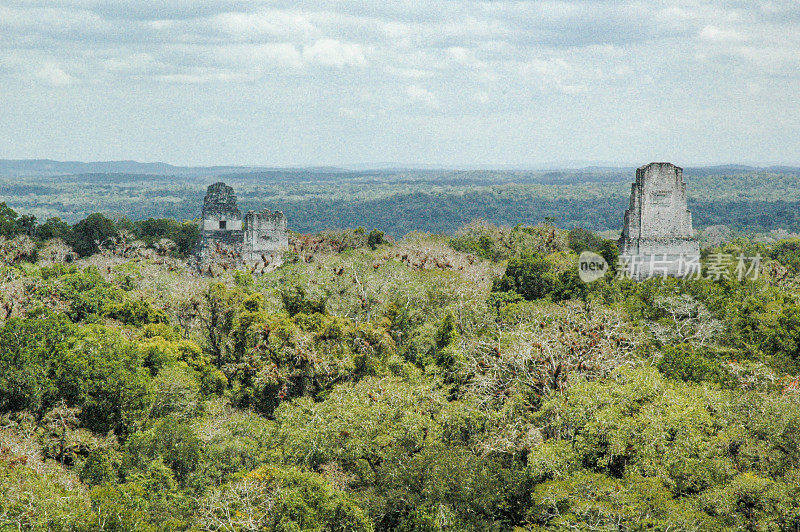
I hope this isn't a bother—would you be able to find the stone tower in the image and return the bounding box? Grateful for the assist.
[199,182,243,265]
[202,182,242,232]
[618,163,700,279]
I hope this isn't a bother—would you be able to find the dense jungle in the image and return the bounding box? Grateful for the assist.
[1,197,800,530]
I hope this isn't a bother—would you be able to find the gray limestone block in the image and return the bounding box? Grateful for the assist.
[618,163,700,279]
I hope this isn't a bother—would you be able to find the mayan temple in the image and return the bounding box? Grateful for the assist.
[198,182,288,273]
[618,162,700,279]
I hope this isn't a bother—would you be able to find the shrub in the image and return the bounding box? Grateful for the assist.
[657,344,734,386]
[69,213,117,257]
[367,229,385,250]
[201,465,373,532]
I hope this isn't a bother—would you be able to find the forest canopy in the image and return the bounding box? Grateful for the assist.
[1,205,800,530]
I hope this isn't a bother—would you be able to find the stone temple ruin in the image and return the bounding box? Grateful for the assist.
[618,162,700,279]
[198,182,288,273]
[196,165,700,279]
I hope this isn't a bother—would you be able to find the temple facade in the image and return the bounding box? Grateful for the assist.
[618,162,700,279]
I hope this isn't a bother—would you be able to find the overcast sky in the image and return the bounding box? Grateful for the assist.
[1,0,798,167]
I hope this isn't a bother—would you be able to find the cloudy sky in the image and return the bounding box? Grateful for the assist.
[1,0,798,167]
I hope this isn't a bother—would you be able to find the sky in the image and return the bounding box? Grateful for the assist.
[0,0,799,168]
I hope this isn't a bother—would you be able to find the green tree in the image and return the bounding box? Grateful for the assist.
[567,227,604,254]
[367,229,385,250]
[201,465,373,532]
[0,460,97,530]
[172,220,201,256]
[492,251,555,301]
[60,326,151,435]
[769,237,800,274]
[69,213,117,256]
[133,218,200,256]
[55,266,122,322]
[0,312,74,415]
[124,416,203,484]
[37,216,72,241]
[80,449,119,486]
[280,279,327,316]
[657,344,733,386]
[0,202,20,237]
[275,377,519,529]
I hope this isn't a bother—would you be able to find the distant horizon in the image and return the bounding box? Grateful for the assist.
[3,157,800,174]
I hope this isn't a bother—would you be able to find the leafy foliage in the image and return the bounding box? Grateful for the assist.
[492,251,587,303]
[2,215,800,530]
[69,213,118,257]
[201,465,373,531]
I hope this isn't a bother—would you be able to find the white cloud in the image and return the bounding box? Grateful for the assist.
[37,63,73,86]
[385,66,433,79]
[212,10,316,39]
[193,113,236,128]
[699,25,745,43]
[303,38,366,67]
[0,0,799,165]
[155,70,245,84]
[102,53,158,73]
[473,91,490,104]
[216,43,304,69]
[406,83,438,108]
[447,46,479,67]
[338,107,371,119]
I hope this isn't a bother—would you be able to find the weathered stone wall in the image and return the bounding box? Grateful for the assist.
[242,209,288,270]
[203,215,242,232]
[619,163,700,279]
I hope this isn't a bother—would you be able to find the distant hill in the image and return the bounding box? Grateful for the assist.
[2,159,800,180]
[684,165,800,177]
[0,159,347,177]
